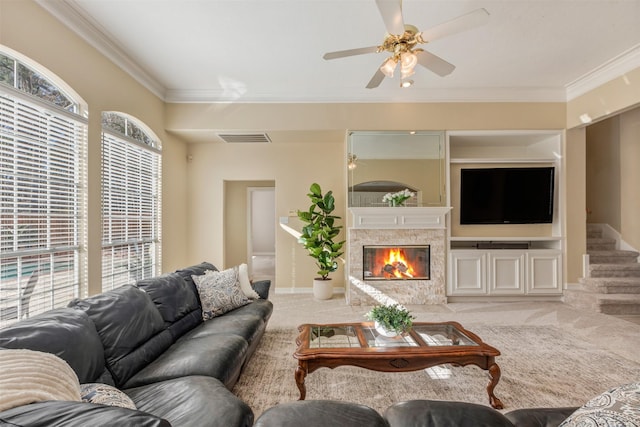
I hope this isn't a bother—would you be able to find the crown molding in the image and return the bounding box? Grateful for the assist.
[566,44,640,101]
[35,0,166,100]
[165,87,568,104]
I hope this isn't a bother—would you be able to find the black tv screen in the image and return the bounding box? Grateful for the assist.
[460,167,555,224]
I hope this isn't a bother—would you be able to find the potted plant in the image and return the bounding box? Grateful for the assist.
[297,183,345,299]
[365,304,415,337]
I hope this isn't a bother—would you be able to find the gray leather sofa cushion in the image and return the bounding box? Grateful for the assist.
[254,400,389,427]
[136,272,202,339]
[136,272,200,324]
[69,285,173,387]
[123,333,248,389]
[180,313,264,344]
[125,376,253,427]
[225,299,273,323]
[0,308,108,384]
[384,400,515,427]
[0,400,170,427]
[504,407,579,427]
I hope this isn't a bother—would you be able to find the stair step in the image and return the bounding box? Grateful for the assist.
[589,263,640,277]
[588,250,639,264]
[586,238,616,251]
[578,277,640,294]
[564,288,640,315]
[587,224,603,238]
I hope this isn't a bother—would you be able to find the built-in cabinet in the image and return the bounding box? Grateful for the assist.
[449,246,562,296]
[446,131,564,298]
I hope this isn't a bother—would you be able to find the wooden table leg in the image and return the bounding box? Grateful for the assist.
[295,363,307,400]
[487,362,504,409]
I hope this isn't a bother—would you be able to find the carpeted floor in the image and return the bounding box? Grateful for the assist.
[232,324,640,418]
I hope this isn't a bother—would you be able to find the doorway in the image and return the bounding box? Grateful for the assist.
[247,186,276,283]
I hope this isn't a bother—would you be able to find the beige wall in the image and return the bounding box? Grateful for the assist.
[565,128,587,284]
[0,0,190,295]
[619,107,640,250]
[586,117,621,229]
[185,140,346,289]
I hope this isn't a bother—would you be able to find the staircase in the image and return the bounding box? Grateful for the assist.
[564,224,640,315]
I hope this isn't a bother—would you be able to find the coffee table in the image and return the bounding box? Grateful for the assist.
[294,321,503,409]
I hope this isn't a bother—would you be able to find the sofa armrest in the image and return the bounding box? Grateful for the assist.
[0,401,171,427]
[504,407,579,427]
[251,280,271,300]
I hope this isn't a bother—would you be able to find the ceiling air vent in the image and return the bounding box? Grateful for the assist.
[217,133,271,143]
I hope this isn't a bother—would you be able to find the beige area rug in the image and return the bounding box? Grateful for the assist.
[233,325,640,418]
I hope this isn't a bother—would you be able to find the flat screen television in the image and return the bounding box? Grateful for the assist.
[460,167,555,224]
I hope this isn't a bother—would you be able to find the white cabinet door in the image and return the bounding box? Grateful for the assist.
[527,251,562,294]
[489,251,526,295]
[449,251,487,295]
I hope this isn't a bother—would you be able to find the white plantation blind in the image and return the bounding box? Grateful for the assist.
[101,128,161,291]
[0,90,87,326]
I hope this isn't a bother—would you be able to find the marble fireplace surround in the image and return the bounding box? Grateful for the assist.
[347,207,451,306]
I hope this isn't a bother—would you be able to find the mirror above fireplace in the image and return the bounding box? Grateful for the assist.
[348,131,445,208]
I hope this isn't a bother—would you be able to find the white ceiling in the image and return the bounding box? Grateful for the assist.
[40,0,640,104]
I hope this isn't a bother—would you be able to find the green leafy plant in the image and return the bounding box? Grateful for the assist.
[365,304,415,334]
[297,183,345,280]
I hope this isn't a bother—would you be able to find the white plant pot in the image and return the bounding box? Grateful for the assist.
[313,278,333,300]
[374,321,400,338]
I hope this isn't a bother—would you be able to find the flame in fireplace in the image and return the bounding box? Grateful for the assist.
[383,248,415,278]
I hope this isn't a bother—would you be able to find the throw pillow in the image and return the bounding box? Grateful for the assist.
[239,263,260,299]
[192,267,250,320]
[80,383,136,410]
[0,349,81,412]
[559,382,640,427]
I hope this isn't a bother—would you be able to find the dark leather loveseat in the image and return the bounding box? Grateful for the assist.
[253,399,580,427]
[0,262,272,427]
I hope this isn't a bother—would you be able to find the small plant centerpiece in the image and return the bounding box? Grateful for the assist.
[382,188,415,207]
[365,304,415,337]
[297,183,345,299]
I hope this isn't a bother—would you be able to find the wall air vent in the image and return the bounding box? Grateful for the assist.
[217,133,271,143]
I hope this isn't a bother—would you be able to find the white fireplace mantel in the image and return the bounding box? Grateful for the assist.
[349,207,452,229]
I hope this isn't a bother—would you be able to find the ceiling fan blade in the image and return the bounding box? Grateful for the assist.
[420,8,490,42]
[375,0,405,35]
[323,46,379,60]
[416,50,455,77]
[366,67,386,89]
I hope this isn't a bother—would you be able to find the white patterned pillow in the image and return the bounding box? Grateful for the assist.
[80,383,136,410]
[193,267,250,320]
[559,382,640,426]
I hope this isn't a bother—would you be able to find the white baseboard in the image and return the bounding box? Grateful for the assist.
[274,287,346,295]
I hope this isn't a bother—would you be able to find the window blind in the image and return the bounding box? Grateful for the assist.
[101,130,161,291]
[0,91,87,326]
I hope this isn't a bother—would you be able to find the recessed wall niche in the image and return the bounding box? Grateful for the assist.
[348,131,445,208]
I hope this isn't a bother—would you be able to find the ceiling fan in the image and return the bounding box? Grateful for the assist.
[323,0,489,88]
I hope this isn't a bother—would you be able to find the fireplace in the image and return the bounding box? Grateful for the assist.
[348,207,450,305]
[363,245,430,280]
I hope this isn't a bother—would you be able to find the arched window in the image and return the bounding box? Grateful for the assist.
[101,112,161,291]
[0,49,87,326]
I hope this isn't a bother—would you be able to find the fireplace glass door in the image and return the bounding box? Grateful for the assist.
[363,245,430,280]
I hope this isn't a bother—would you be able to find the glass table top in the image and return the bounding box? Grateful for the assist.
[307,323,480,349]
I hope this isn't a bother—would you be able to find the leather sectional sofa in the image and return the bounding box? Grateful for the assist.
[0,262,272,427]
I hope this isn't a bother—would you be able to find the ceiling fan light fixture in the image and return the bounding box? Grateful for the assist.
[400,79,414,88]
[400,51,417,79]
[380,57,397,78]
